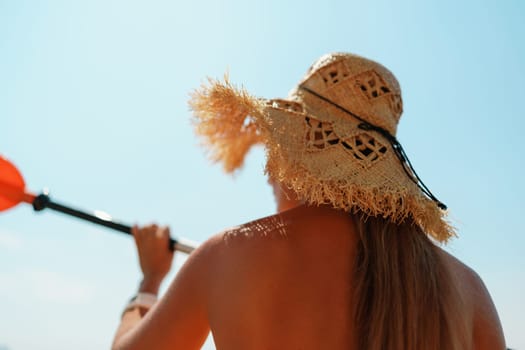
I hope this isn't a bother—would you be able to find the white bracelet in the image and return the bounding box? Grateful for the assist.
[122,292,158,316]
[129,292,158,308]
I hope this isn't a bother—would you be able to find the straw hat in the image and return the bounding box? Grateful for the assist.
[190,53,454,242]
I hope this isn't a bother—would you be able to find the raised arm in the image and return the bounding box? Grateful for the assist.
[112,224,211,350]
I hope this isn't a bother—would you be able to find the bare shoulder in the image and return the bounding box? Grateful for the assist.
[437,248,506,349]
[437,248,484,290]
[437,248,497,304]
[195,214,289,264]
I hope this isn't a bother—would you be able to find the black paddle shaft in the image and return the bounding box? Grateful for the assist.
[31,193,179,251]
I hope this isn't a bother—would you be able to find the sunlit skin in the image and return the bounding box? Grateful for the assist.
[112,181,505,350]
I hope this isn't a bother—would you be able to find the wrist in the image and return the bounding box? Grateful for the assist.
[138,276,163,295]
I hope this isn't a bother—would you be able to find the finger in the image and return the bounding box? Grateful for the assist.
[138,224,154,237]
[150,223,159,233]
[135,224,156,246]
[155,226,166,239]
[144,224,158,240]
[132,224,140,241]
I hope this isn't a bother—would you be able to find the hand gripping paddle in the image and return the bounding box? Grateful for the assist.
[0,155,196,254]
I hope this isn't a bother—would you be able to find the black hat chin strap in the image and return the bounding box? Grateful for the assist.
[299,85,447,211]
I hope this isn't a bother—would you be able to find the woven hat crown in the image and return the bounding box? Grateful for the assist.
[291,53,403,135]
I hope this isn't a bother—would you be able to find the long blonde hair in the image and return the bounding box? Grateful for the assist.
[352,213,468,350]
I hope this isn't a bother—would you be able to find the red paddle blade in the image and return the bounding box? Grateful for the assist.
[0,156,35,211]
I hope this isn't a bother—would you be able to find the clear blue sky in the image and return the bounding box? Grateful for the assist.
[1,0,524,349]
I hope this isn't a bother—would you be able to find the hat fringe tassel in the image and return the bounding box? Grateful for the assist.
[190,77,264,173]
[266,155,455,242]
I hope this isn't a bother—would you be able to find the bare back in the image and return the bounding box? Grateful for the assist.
[200,205,505,350]
[207,205,356,349]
